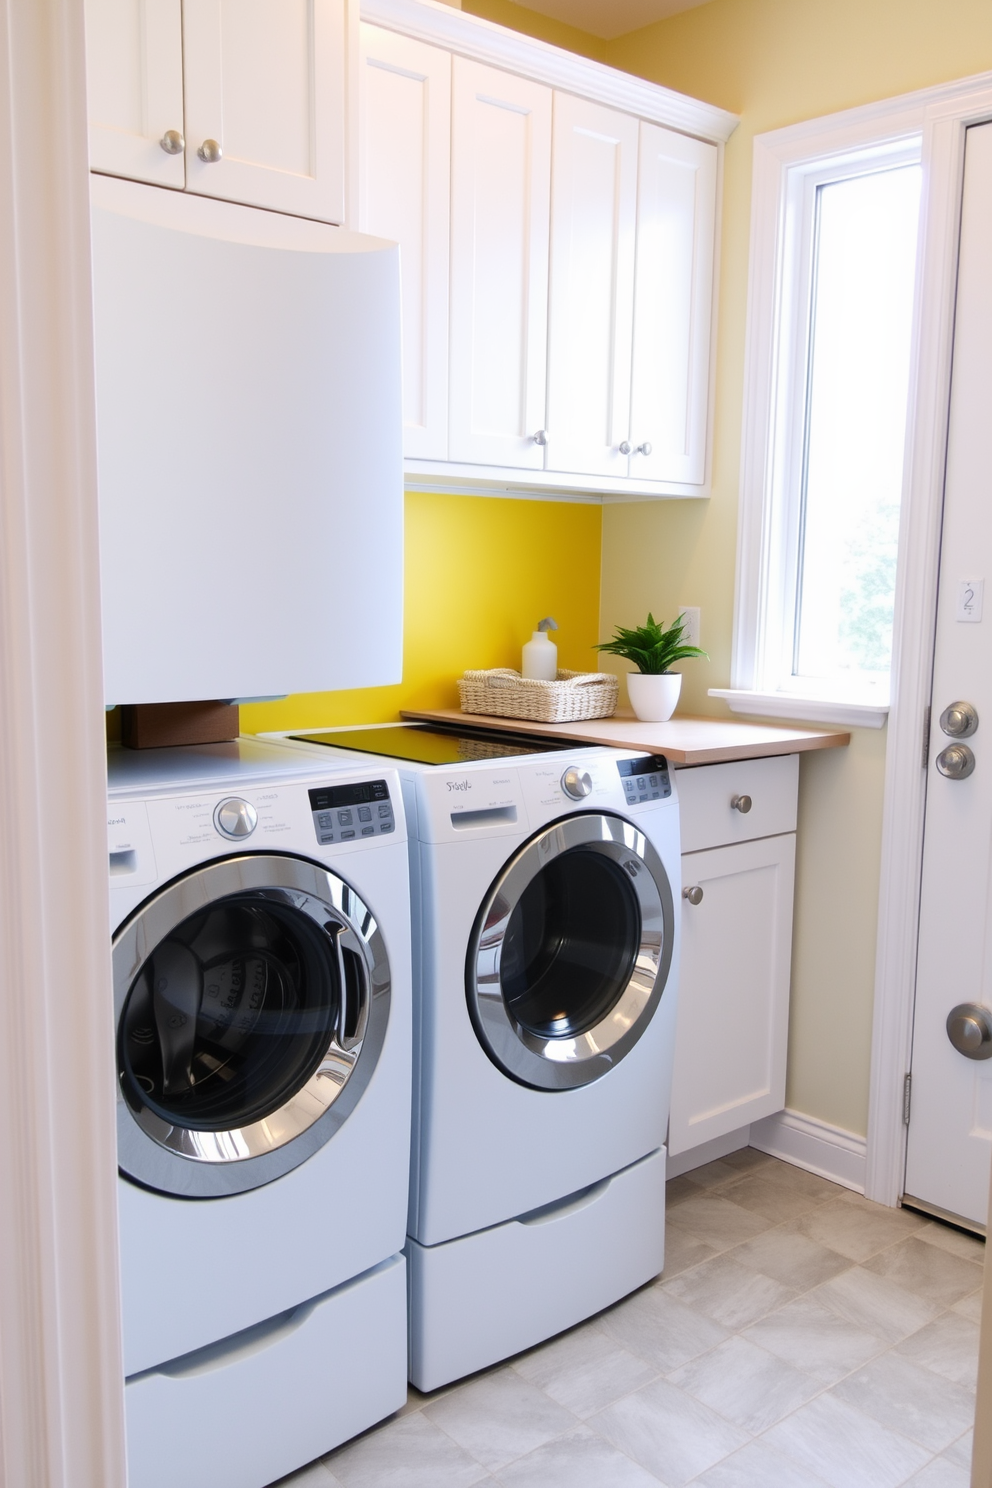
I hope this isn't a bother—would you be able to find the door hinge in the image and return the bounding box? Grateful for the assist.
[903,1071,913,1125]
[922,705,931,769]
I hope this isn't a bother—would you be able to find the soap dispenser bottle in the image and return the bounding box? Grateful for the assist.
[522,617,558,680]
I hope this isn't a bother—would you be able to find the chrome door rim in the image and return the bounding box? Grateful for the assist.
[466,813,673,1090]
[113,853,391,1197]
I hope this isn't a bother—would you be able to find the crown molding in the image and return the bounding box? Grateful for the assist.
[360,0,738,142]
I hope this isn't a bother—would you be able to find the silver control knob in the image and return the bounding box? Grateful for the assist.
[561,767,593,800]
[532,429,548,446]
[213,797,258,839]
[946,1003,992,1060]
[197,138,223,163]
[159,128,185,155]
[940,701,979,738]
[731,794,752,814]
[683,885,703,905]
[936,743,976,779]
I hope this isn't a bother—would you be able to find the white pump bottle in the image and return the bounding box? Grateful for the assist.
[521,617,558,680]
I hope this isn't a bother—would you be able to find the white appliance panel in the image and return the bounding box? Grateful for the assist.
[91,178,403,704]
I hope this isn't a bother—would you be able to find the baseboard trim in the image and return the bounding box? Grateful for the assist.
[749,1109,867,1193]
[666,1127,751,1178]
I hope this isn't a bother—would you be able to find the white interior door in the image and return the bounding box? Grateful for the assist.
[448,58,551,470]
[182,0,346,223]
[905,121,992,1231]
[85,0,185,187]
[545,92,637,479]
[359,25,450,460]
[628,123,717,486]
[669,834,795,1157]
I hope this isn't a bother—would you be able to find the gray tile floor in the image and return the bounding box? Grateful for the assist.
[277,1150,985,1488]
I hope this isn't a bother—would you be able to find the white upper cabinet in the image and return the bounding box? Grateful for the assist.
[628,124,718,486]
[86,0,347,223]
[85,0,186,188]
[182,0,346,222]
[545,94,638,480]
[448,59,552,470]
[359,25,450,460]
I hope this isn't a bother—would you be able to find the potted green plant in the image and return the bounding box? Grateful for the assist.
[595,612,707,722]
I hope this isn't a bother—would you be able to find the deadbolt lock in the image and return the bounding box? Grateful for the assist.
[939,700,979,738]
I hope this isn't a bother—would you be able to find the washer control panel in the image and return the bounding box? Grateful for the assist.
[617,755,672,805]
[308,779,394,846]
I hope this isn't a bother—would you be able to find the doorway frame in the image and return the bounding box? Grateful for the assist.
[867,72,992,1205]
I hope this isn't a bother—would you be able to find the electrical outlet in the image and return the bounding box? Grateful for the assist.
[679,606,701,648]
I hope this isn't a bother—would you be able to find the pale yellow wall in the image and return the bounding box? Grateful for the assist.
[241,491,603,735]
[597,0,992,1137]
[463,0,607,59]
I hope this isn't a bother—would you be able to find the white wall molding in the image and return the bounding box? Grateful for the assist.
[750,1110,867,1193]
[0,0,126,1481]
[866,78,992,1207]
[360,0,738,142]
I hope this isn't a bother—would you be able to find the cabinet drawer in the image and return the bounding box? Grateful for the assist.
[676,754,799,852]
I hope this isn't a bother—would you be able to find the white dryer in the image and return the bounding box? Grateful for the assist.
[267,723,681,1390]
[107,740,411,1488]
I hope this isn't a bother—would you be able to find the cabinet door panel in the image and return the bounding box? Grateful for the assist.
[669,834,795,1156]
[449,59,551,469]
[182,0,345,222]
[85,0,185,187]
[629,123,717,486]
[360,26,450,460]
[545,93,637,479]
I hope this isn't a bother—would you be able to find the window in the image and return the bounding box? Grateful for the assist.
[714,123,923,727]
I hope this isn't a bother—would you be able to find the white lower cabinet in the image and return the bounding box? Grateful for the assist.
[669,756,799,1158]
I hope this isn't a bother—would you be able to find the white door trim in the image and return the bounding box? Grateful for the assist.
[866,73,992,1206]
[0,0,126,1480]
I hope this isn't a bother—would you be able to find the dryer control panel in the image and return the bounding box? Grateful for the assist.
[617,755,672,805]
[308,780,395,846]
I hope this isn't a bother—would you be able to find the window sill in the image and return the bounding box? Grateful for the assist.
[708,689,889,730]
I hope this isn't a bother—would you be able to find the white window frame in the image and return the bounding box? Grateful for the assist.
[712,104,927,729]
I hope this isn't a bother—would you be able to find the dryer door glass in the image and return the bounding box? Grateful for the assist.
[114,855,390,1198]
[468,813,674,1091]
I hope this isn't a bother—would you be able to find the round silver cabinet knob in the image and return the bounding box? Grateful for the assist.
[213,796,258,839]
[197,138,223,164]
[940,701,979,738]
[635,441,653,457]
[683,885,703,905]
[532,429,548,446]
[936,743,976,779]
[946,1003,992,1059]
[731,794,753,813]
[561,766,593,800]
[619,441,633,456]
[159,128,185,155]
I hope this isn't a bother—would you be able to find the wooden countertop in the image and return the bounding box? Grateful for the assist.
[399,707,850,767]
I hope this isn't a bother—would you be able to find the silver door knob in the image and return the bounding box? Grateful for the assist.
[635,442,653,456]
[935,743,975,779]
[561,766,592,800]
[946,1003,992,1059]
[197,138,223,164]
[940,701,979,738]
[683,885,703,905]
[731,794,752,813]
[532,429,548,446]
[159,129,185,155]
[213,797,257,839]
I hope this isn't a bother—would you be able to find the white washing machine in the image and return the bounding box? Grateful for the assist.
[107,739,411,1488]
[267,723,681,1390]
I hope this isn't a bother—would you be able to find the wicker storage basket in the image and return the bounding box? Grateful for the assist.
[458,668,619,724]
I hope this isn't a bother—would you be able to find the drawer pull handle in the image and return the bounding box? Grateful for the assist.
[731,794,752,813]
[683,885,703,905]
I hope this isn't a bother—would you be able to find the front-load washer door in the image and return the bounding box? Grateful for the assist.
[113,854,391,1197]
[467,813,674,1091]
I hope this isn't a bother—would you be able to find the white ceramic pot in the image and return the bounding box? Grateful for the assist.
[626,671,682,722]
